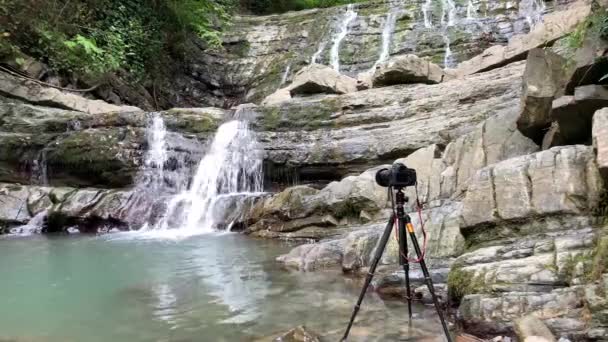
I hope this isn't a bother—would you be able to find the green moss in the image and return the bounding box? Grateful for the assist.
[258,98,339,131]
[447,264,489,302]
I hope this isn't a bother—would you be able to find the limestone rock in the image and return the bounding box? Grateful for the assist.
[0,72,141,114]
[462,146,602,228]
[356,71,373,90]
[456,2,591,76]
[372,55,444,87]
[516,49,567,143]
[262,88,291,106]
[541,122,565,150]
[552,85,608,144]
[593,107,608,180]
[288,64,357,95]
[276,239,343,271]
[515,315,556,342]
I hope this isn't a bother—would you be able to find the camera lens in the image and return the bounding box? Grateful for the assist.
[375,168,391,187]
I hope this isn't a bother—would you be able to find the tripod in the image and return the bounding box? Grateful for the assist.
[341,188,453,342]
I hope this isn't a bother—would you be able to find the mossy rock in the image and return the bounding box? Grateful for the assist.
[447,264,490,302]
[257,97,342,131]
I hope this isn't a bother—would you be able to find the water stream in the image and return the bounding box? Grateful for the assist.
[520,0,546,28]
[0,234,446,341]
[330,4,358,72]
[372,1,402,70]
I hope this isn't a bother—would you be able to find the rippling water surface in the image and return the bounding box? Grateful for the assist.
[0,233,446,341]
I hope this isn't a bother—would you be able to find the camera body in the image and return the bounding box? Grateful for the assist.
[375,163,417,188]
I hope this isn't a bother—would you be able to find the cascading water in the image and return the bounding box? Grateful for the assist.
[440,0,458,68]
[148,105,263,235]
[311,41,327,64]
[330,4,358,72]
[31,150,48,186]
[371,1,402,70]
[443,36,456,68]
[141,113,169,191]
[279,64,291,87]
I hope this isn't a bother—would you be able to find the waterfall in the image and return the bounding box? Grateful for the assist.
[466,0,476,20]
[441,0,457,27]
[520,0,545,28]
[330,4,358,72]
[279,64,291,87]
[10,210,48,236]
[443,36,455,68]
[149,105,263,235]
[422,0,433,28]
[141,113,169,191]
[372,2,402,70]
[31,150,48,186]
[311,41,327,64]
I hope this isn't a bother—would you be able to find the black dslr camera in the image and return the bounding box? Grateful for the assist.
[375,163,417,188]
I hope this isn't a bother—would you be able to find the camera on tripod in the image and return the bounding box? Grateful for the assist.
[375,163,417,188]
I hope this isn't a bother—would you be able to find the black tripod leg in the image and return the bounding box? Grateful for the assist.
[342,214,395,342]
[398,216,412,323]
[405,220,453,342]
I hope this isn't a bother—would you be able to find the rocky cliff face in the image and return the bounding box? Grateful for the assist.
[0,0,606,340]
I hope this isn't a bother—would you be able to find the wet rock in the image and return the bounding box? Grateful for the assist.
[413,283,448,305]
[456,2,591,76]
[515,315,556,342]
[0,72,140,114]
[516,49,568,144]
[551,85,608,144]
[288,64,357,95]
[277,239,343,271]
[372,55,444,87]
[356,71,373,91]
[593,107,608,180]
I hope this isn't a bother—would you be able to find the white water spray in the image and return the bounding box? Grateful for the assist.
[443,36,455,68]
[372,2,402,70]
[149,106,263,235]
[330,4,358,72]
[311,41,327,64]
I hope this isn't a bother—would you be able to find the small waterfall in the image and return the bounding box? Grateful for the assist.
[10,210,48,236]
[141,113,169,191]
[466,0,476,20]
[520,0,546,28]
[311,41,327,64]
[149,105,263,234]
[441,0,457,27]
[372,2,402,70]
[422,0,433,28]
[31,150,48,186]
[330,4,358,72]
[279,64,291,87]
[443,36,456,68]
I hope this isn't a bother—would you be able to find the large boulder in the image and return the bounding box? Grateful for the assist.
[515,316,556,342]
[593,107,608,180]
[287,64,357,95]
[0,72,140,114]
[372,55,444,87]
[551,85,608,144]
[516,49,568,144]
[455,1,592,76]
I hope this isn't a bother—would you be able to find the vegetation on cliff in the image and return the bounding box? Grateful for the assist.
[0,0,235,82]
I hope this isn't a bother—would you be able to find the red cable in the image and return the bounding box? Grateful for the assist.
[393,191,428,264]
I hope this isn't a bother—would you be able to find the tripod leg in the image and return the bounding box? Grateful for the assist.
[398,216,412,323]
[342,214,395,342]
[405,220,453,342]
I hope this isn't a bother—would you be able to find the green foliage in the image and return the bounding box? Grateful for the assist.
[0,0,235,82]
[566,10,608,50]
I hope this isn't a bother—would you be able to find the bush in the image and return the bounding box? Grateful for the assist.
[242,0,361,14]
